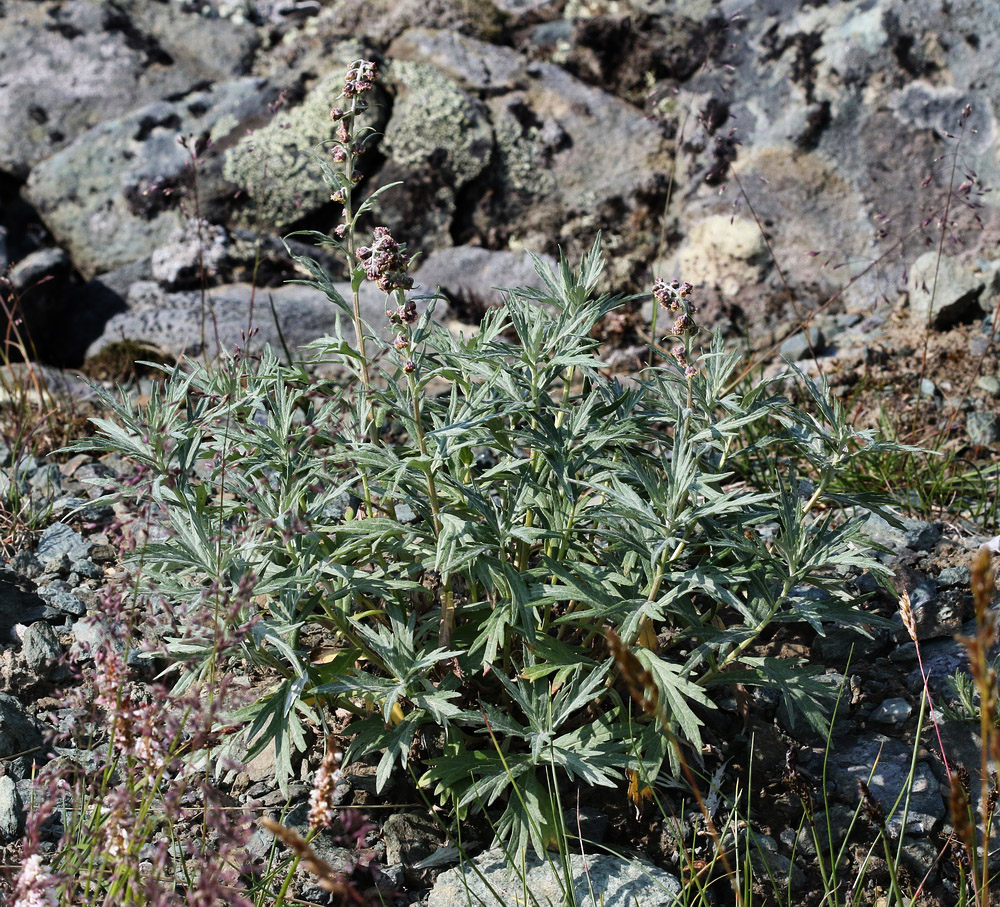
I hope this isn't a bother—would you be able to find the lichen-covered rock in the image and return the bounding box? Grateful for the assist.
[481,60,671,268]
[366,57,495,249]
[427,849,682,907]
[0,0,258,178]
[26,78,276,278]
[674,214,767,298]
[382,60,493,190]
[664,0,1000,320]
[223,44,387,229]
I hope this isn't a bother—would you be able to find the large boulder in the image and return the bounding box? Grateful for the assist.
[84,279,450,364]
[656,0,1000,327]
[0,0,258,178]
[26,78,278,279]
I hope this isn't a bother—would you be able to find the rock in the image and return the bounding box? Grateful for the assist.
[383,59,493,191]
[22,621,62,675]
[267,0,506,66]
[908,252,990,331]
[151,221,231,291]
[36,523,90,564]
[864,514,941,553]
[0,694,44,780]
[85,278,445,364]
[71,617,103,656]
[870,697,913,725]
[427,849,682,907]
[388,28,524,92]
[966,411,1000,447]
[0,775,23,841]
[367,57,494,250]
[480,60,670,265]
[36,587,86,618]
[0,577,47,644]
[977,375,1000,396]
[413,246,558,317]
[779,325,825,362]
[222,47,387,230]
[26,78,276,278]
[660,0,1000,331]
[0,0,257,177]
[937,566,972,589]
[6,247,73,360]
[563,806,609,846]
[818,736,943,836]
[381,811,441,867]
[674,215,769,299]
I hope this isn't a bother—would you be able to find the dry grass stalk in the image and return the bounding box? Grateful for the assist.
[259,817,362,903]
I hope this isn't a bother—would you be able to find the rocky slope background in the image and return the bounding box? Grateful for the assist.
[1,0,1000,905]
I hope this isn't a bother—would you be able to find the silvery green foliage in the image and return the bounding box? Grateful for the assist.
[76,240,906,855]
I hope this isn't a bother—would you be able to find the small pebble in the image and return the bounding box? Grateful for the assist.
[871,697,912,725]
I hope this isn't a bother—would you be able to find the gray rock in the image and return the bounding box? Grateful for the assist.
[0,775,23,842]
[36,523,90,564]
[71,617,103,656]
[22,621,62,675]
[0,0,258,178]
[151,222,231,291]
[967,411,1000,446]
[388,28,524,92]
[0,694,44,780]
[937,566,972,589]
[871,697,913,725]
[909,252,990,331]
[7,249,73,359]
[414,246,559,317]
[427,849,682,907]
[864,514,941,552]
[977,375,1000,396]
[779,326,825,362]
[819,736,943,836]
[482,60,669,267]
[382,811,441,867]
[37,587,86,617]
[26,78,275,278]
[656,0,1000,331]
[563,807,609,846]
[85,278,447,364]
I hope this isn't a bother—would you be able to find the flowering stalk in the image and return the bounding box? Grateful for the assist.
[362,230,456,643]
[652,278,699,409]
[330,61,380,479]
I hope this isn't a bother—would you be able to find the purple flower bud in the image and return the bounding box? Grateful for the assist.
[403,359,417,374]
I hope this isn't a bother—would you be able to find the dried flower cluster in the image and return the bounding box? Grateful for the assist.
[329,60,377,210]
[652,278,700,377]
[358,226,414,294]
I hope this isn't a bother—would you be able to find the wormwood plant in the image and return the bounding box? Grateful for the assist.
[70,60,913,861]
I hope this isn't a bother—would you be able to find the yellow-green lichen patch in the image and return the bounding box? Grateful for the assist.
[223,43,385,228]
[381,59,494,189]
